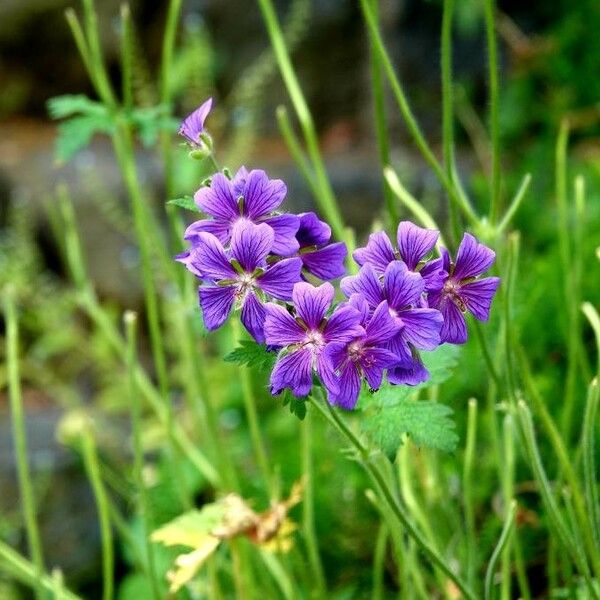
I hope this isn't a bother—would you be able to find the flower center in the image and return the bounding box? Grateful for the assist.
[443,278,466,311]
[236,272,255,298]
[304,330,325,352]
[348,341,364,362]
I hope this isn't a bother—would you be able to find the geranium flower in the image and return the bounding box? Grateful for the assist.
[264,282,364,397]
[185,220,302,342]
[179,98,213,146]
[428,233,500,344]
[184,168,300,256]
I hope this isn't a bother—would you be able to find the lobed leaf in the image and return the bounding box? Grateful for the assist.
[361,399,459,456]
[224,340,277,372]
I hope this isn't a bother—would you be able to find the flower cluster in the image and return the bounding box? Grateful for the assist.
[177,102,500,410]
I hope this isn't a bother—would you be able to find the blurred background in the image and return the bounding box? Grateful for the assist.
[0,0,599,597]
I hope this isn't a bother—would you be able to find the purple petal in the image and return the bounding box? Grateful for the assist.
[341,264,384,308]
[242,170,287,219]
[261,214,300,256]
[230,220,274,272]
[396,221,439,270]
[199,285,235,331]
[399,308,443,351]
[179,98,212,144]
[291,281,335,328]
[365,301,403,345]
[316,351,340,398]
[328,361,361,410]
[263,302,306,346]
[232,166,250,196]
[270,349,313,397]
[388,355,430,386]
[188,233,235,281]
[184,219,231,246]
[386,333,413,365]
[420,259,447,294]
[194,173,238,220]
[383,261,425,310]
[353,232,396,274]
[296,212,331,247]
[439,299,468,344]
[258,258,303,300]
[301,242,347,281]
[241,291,267,343]
[460,277,500,321]
[347,294,370,326]
[324,305,365,343]
[453,233,496,280]
[175,249,203,279]
[361,348,399,389]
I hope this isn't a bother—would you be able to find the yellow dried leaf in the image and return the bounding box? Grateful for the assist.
[166,537,221,593]
[151,505,225,549]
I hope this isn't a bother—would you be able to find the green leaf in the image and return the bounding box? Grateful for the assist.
[167,196,201,213]
[54,114,114,163]
[129,104,178,147]
[151,506,225,549]
[47,94,105,119]
[362,399,459,456]
[282,391,306,420]
[421,343,460,385]
[224,341,277,372]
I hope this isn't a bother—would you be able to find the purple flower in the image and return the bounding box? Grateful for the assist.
[428,233,500,344]
[185,168,300,256]
[341,261,443,385]
[184,220,302,342]
[325,295,401,409]
[179,98,213,146]
[264,282,364,397]
[353,221,445,292]
[295,212,347,281]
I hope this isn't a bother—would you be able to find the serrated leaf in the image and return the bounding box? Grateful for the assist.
[421,344,460,385]
[129,104,178,146]
[167,196,201,213]
[47,94,105,119]
[362,399,459,456]
[54,114,114,163]
[282,391,306,420]
[224,341,276,372]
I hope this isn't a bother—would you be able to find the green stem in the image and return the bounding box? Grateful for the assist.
[496,173,531,234]
[372,523,388,600]
[463,398,478,591]
[81,428,114,600]
[359,0,478,225]
[301,411,327,597]
[4,291,45,600]
[484,501,516,600]
[0,541,81,600]
[441,0,460,243]
[483,0,501,223]
[500,415,515,600]
[516,401,599,598]
[309,395,478,600]
[256,0,350,249]
[120,4,133,111]
[582,380,600,552]
[367,0,397,225]
[231,319,275,496]
[124,312,162,600]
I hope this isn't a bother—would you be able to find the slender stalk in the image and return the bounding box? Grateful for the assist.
[367,0,397,225]
[441,0,459,242]
[4,290,45,600]
[230,319,275,496]
[359,0,478,225]
[473,320,503,389]
[516,401,599,598]
[256,0,349,249]
[499,415,514,600]
[0,541,81,600]
[81,428,114,600]
[120,4,134,112]
[482,0,501,223]
[582,380,600,552]
[276,105,320,199]
[301,412,327,597]
[124,312,162,600]
[372,523,388,600]
[496,173,531,233]
[484,501,516,600]
[308,395,478,600]
[463,398,478,590]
